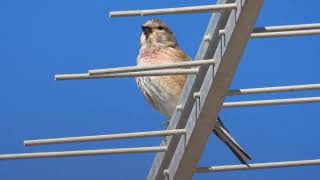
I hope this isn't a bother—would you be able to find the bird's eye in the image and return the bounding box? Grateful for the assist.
[157,26,164,30]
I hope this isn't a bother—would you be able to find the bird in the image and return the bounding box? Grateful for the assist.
[136,19,251,164]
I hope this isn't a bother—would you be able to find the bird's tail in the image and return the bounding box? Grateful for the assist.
[212,117,252,164]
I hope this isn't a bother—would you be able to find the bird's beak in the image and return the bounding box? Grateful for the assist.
[141,26,152,36]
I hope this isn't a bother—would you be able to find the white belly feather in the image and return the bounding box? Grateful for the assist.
[136,76,178,117]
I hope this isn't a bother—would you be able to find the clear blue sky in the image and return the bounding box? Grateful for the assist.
[0,0,319,179]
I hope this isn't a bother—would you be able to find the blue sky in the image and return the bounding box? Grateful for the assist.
[0,0,319,179]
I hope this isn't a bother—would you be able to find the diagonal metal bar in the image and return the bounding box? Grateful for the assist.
[88,59,215,76]
[165,0,264,179]
[196,159,320,173]
[147,1,237,180]
[24,129,186,146]
[109,4,237,18]
[0,146,166,161]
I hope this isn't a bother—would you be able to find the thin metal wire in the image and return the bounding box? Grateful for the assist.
[89,59,215,76]
[0,146,167,160]
[223,97,320,108]
[251,29,320,38]
[227,84,320,96]
[196,159,320,173]
[253,23,320,33]
[24,129,186,146]
[109,4,237,18]
[55,68,198,81]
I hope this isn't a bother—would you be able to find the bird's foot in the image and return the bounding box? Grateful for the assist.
[161,119,170,145]
[161,119,170,130]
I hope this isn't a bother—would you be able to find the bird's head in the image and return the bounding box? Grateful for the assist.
[140,19,178,48]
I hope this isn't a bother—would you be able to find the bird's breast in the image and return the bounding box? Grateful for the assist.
[136,47,189,117]
[136,75,182,117]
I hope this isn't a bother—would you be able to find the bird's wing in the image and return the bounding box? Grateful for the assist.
[165,47,192,62]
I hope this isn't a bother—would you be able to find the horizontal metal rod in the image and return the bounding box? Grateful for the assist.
[228,84,320,96]
[109,3,237,18]
[55,68,198,81]
[196,159,320,173]
[223,97,320,108]
[253,23,320,33]
[251,29,320,38]
[24,129,186,146]
[89,59,215,76]
[0,146,167,161]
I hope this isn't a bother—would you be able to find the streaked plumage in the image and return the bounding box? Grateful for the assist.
[137,19,190,117]
[137,47,190,117]
[136,19,251,163]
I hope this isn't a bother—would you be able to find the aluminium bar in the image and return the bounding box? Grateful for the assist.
[223,97,320,108]
[55,68,198,81]
[0,146,166,161]
[253,23,320,33]
[251,29,320,38]
[24,129,186,146]
[227,83,320,96]
[165,1,264,180]
[148,0,237,179]
[89,59,215,76]
[196,159,320,173]
[109,4,237,18]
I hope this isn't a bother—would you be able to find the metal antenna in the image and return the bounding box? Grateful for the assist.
[1,0,320,179]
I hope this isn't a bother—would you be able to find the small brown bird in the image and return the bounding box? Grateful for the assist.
[136,19,251,164]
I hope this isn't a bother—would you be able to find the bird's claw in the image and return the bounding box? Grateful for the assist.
[161,119,170,130]
[161,119,170,144]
